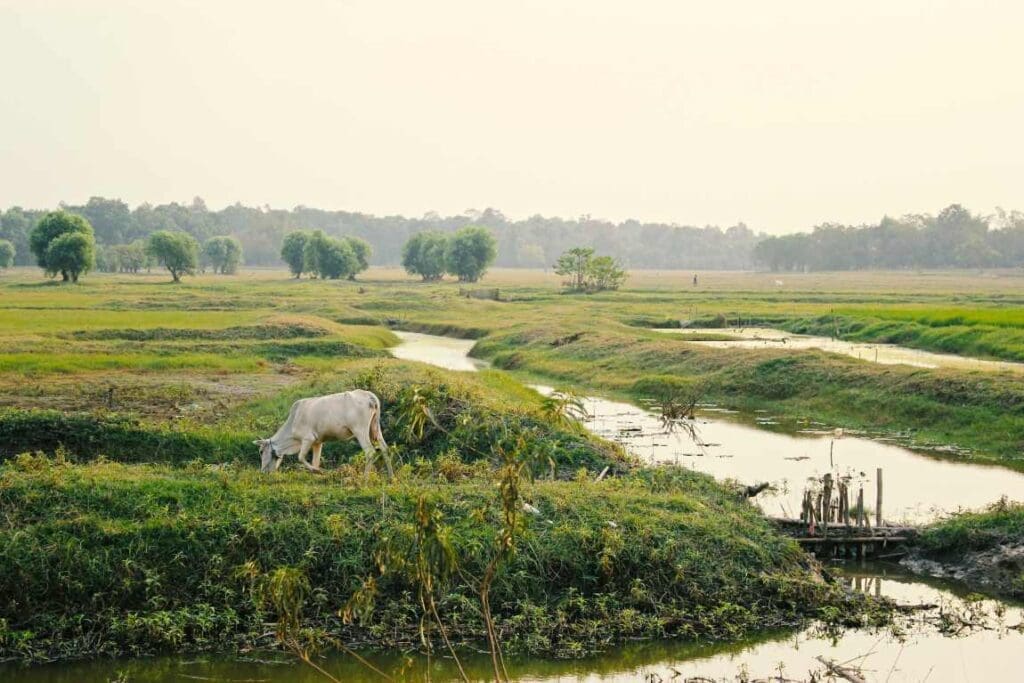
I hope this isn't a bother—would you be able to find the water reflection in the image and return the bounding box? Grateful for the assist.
[531,385,1024,524]
[653,327,1024,374]
[4,565,1021,682]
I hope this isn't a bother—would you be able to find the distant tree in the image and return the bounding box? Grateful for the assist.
[1,207,34,266]
[402,231,449,281]
[147,230,199,282]
[554,247,594,290]
[344,236,372,280]
[302,230,358,279]
[589,255,627,291]
[29,211,96,281]
[0,239,14,270]
[76,197,132,244]
[554,247,626,292]
[44,232,95,282]
[118,241,148,273]
[445,226,497,282]
[280,231,311,278]
[95,244,118,273]
[302,230,328,279]
[203,235,243,274]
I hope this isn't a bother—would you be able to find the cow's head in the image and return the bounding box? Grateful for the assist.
[253,438,280,473]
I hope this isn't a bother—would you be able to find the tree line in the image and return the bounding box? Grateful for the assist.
[0,197,762,269]
[753,205,1024,271]
[8,210,248,283]
[5,198,1024,274]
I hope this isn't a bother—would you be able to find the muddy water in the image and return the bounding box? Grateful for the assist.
[389,331,490,371]
[4,565,1022,682]
[535,385,1024,524]
[653,326,1024,374]
[388,331,1024,524]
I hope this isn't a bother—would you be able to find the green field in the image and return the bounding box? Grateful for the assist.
[3,266,1022,663]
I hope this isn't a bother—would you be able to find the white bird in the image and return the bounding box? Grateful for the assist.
[522,502,542,516]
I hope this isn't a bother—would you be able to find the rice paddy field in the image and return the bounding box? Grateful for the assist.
[1,265,1023,676]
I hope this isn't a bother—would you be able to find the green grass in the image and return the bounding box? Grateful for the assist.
[0,352,265,375]
[0,457,864,662]
[919,500,1024,556]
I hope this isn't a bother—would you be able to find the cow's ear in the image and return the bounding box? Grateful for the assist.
[252,440,263,445]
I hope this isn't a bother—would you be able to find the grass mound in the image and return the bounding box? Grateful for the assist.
[0,360,626,475]
[0,458,865,663]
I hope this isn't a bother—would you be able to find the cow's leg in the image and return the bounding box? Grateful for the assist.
[296,438,317,472]
[311,442,324,470]
[355,428,378,479]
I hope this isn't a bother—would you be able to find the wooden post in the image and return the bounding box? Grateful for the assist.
[857,487,864,529]
[875,468,883,527]
[823,474,833,523]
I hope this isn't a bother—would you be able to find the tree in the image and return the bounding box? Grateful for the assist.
[29,211,96,281]
[147,230,199,282]
[554,247,594,290]
[77,197,132,244]
[589,255,627,290]
[203,235,243,274]
[344,236,372,280]
[402,231,449,281]
[45,232,95,282]
[0,239,14,271]
[1,207,34,266]
[95,244,119,273]
[117,241,148,273]
[554,247,626,292]
[302,230,358,279]
[280,231,311,278]
[444,226,497,282]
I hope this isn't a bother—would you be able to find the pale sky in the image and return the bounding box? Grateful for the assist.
[1,1,1022,233]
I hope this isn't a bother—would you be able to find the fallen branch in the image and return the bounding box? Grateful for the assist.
[815,656,866,683]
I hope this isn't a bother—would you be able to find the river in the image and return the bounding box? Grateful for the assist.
[391,331,1024,524]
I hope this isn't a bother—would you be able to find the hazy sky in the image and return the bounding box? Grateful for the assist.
[2,1,1022,233]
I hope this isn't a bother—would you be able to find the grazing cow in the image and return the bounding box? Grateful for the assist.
[254,389,391,478]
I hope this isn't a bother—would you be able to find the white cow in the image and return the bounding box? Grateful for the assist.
[254,390,391,478]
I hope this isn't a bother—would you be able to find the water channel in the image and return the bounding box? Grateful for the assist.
[653,327,1024,374]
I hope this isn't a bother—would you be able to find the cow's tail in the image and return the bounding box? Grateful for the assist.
[369,393,392,478]
[369,394,388,450]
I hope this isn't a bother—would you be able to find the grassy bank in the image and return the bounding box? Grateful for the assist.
[910,501,1024,599]
[0,359,626,476]
[473,323,1024,468]
[0,456,870,663]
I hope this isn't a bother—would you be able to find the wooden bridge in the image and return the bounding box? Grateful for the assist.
[771,467,917,559]
[771,517,917,559]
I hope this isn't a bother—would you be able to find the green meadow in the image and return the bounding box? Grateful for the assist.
[1,266,1022,662]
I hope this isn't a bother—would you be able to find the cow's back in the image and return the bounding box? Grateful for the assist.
[293,390,376,440]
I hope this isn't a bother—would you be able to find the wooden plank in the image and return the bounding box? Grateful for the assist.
[795,536,908,544]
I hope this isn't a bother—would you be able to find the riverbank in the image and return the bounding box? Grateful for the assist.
[472,323,1024,469]
[903,500,1024,599]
